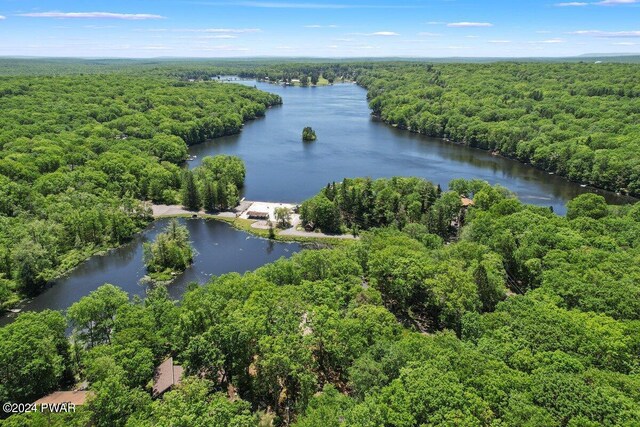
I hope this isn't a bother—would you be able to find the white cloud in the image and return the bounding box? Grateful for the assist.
[83,25,116,29]
[176,28,261,33]
[184,34,238,39]
[190,46,250,52]
[193,1,351,8]
[597,0,639,4]
[527,38,565,44]
[555,0,639,5]
[570,30,640,37]
[370,31,399,36]
[555,2,588,6]
[140,45,171,50]
[612,41,638,45]
[192,1,422,9]
[18,12,165,20]
[0,15,5,20]
[447,22,493,28]
[202,28,261,33]
[350,31,400,36]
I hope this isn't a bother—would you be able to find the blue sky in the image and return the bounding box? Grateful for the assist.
[0,0,639,57]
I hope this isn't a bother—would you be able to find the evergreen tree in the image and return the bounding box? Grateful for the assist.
[202,181,217,212]
[217,179,228,210]
[225,182,239,209]
[182,171,200,211]
[143,219,193,275]
[474,263,500,312]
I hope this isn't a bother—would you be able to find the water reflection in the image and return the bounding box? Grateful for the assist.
[189,80,634,214]
[0,218,301,325]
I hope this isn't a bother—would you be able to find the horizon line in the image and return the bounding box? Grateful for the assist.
[1,53,639,60]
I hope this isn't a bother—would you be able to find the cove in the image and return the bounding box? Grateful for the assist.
[189,80,634,215]
[0,218,301,325]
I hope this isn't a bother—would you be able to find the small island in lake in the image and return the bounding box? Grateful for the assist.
[302,126,317,141]
[143,219,194,281]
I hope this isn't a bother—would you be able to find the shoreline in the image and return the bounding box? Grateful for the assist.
[361,88,638,201]
[152,202,359,244]
[1,208,352,320]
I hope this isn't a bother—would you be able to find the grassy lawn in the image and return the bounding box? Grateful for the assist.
[155,213,354,246]
[211,216,355,246]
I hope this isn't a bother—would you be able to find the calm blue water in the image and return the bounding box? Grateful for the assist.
[190,80,632,214]
[2,79,632,324]
[0,218,300,325]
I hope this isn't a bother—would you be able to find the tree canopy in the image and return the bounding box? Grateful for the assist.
[3,179,639,427]
[0,73,275,310]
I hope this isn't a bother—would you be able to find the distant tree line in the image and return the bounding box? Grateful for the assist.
[358,62,640,196]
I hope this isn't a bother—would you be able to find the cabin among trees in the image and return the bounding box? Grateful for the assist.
[152,357,184,397]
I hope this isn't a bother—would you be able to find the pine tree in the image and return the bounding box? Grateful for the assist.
[474,263,501,312]
[182,171,200,211]
[203,181,217,212]
[217,179,228,210]
[225,182,239,208]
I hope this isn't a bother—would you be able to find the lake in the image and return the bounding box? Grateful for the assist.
[0,218,301,325]
[190,80,633,214]
[2,78,633,324]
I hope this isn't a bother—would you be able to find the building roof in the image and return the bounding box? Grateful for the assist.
[460,197,475,207]
[247,210,269,219]
[153,357,183,397]
[34,390,93,406]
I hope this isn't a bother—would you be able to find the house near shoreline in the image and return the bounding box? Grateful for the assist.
[153,357,184,397]
[460,197,474,208]
[247,210,270,220]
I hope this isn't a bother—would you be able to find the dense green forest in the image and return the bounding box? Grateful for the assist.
[1,59,640,425]
[3,59,640,198]
[0,73,280,309]
[300,177,468,236]
[186,155,246,212]
[358,63,640,196]
[2,179,639,426]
